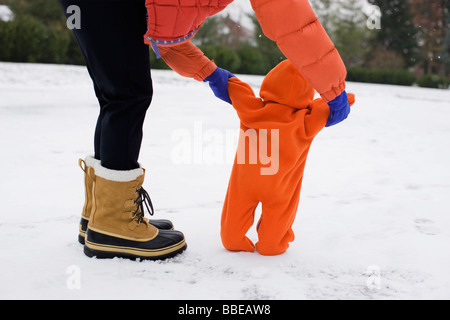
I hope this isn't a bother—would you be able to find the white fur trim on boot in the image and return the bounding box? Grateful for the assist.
[94,162,144,182]
[85,155,100,168]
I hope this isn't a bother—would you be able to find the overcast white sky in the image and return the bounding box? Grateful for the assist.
[220,0,374,31]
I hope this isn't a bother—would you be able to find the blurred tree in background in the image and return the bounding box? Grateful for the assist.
[0,0,83,64]
[0,0,448,87]
[312,0,448,87]
[192,13,284,75]
[329,0,374,68]
[410,0,448,75]
[249,14,285,73]
[367,0,420,68]
[5,0,64,25]
[444,1,450,76]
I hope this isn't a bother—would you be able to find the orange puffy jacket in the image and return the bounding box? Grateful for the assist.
[144,0,233,45]
[145,0,347,102]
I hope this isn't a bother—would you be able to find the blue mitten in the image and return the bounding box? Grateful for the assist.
[326,90,351,127]
[204,68,235,104]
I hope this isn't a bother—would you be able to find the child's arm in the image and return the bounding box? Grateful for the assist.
[202,70,265,126]
[300,99,330,139]
[228,77,265,125]
[301,93,355,139]
[157,41,217,81]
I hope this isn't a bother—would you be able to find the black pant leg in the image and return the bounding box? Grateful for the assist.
[60,0,153,170]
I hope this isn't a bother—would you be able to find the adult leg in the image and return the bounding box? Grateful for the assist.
[60,0,152,170]
[61,0,186,260]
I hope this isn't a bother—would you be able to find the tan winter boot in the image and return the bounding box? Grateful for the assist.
[78,156,100,245]
[83,163,186,260]
[78,156,174,245]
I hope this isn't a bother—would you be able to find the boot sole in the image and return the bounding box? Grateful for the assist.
[78,233,86,245]
[78,218,89,245]
[78,220,174,246]
[84,239,187,261]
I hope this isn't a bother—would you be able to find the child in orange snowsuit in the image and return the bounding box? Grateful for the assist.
[220,60,355,255]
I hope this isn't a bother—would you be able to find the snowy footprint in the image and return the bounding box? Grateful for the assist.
[414,219,440,236]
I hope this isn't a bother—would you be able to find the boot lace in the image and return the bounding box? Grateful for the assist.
[132,187,154,225]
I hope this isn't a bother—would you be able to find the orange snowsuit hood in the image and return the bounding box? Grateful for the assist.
[259,60,315,110]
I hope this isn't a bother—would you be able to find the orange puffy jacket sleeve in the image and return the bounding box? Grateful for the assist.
[250,0,347,102]
[158,41,217,81]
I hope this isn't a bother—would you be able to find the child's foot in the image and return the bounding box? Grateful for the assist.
[222,236,255,253]
[255,242,289,256]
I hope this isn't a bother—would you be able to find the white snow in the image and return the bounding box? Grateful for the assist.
[0,62,450,300]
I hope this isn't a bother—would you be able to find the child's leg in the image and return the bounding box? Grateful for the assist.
[220,183,258,253]
[256,181,302,256]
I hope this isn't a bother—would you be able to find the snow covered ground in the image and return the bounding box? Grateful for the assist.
[0,62,449,300]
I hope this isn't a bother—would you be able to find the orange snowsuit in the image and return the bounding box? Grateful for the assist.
[144,0,347,102]
[221,60,355,255]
